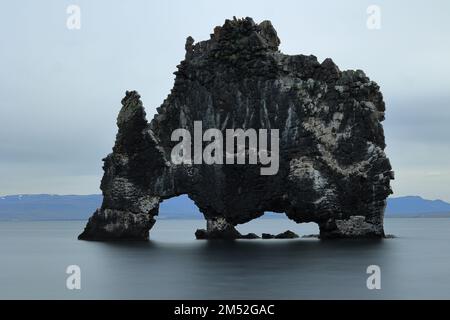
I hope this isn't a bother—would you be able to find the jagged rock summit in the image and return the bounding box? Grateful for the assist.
[79,17,393,241]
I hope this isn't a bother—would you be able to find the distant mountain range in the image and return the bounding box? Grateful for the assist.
[0,194,102,221]
[385,196,450,217]
[0,194,449,221]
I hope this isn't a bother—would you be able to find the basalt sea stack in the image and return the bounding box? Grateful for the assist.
[79,17,393,241]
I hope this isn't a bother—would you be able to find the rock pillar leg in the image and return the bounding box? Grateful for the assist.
[319,215,385,239]
[195,217,243,240]
[78,91,166,241]
[78,208,156,241]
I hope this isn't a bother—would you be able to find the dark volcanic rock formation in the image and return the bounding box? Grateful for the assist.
[79,17,393,241]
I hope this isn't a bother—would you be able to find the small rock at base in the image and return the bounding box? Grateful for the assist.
[241,233,260,239]
[262,230,299,239]
[195,229,208,239]
[275,230,299,239]
[301,234,320,239]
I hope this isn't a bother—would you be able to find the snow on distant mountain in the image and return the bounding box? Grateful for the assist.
[0,194,102,220]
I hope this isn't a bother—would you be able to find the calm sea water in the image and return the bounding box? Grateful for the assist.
[0,218,449,299]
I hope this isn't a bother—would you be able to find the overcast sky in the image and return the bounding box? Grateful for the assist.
[0,0,449,201]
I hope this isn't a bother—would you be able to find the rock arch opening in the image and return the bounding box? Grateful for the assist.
[236,212,320,239]
[157,194,202,220]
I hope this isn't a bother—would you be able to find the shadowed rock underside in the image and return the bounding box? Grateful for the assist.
[79,17,393,241]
